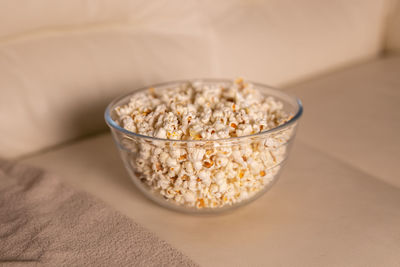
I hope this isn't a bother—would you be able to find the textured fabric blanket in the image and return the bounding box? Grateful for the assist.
[0,159,197,266]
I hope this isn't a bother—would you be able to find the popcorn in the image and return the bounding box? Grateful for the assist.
[115,79,293,209]
[215,155,228,168]
[155,128,167,139]
[193,161,203,171]
[189,148,205,162]
[184,191,196,203]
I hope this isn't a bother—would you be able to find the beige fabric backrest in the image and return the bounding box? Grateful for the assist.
[0,0,393,158]
[0,1,133,39]
[386,0,400,52]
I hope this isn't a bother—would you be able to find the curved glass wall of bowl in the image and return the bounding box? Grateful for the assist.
[105,79,302,214]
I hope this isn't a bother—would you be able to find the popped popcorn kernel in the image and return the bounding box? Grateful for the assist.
[203,160,214,168]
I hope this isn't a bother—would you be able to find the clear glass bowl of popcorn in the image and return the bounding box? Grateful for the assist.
[105,79,302,214]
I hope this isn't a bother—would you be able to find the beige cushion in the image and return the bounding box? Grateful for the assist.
[0,0,392,158]
[21,136,400,266]
[287,56,400,188]
[21,57,400,266]
[386,0,400,53]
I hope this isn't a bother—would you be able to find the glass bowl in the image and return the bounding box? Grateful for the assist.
[105,79,303,214]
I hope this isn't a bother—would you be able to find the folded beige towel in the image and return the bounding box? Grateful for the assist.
[0,159,197,266]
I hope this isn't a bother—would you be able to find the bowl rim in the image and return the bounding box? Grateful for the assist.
[104,78,303,143]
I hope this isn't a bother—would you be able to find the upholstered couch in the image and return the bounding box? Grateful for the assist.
[1,1,400,265]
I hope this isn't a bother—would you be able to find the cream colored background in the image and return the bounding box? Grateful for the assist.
[1,2,400,265]
[1,0,398,158]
